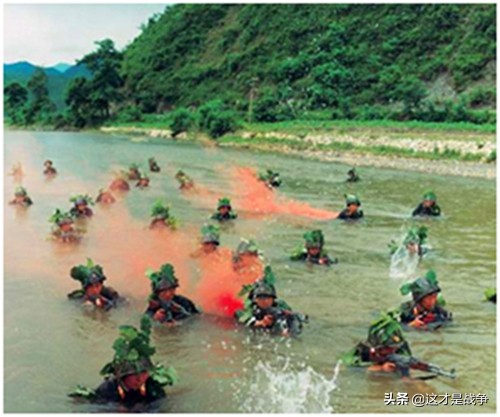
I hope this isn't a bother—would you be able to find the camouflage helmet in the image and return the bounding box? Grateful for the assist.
[233,239,260,260]
[114,357,153,378]
[252,265,277,299]
[146,263,179,293]
[403,226,428,246]
[367,312,407,349]
[345,194,361,206]
[100,318,156,379]
[252,281,277,299]
[70,258,106,288]
[217,197,232,209]
[400,270,441,303]
[423,191,437,202]
[49,209,74,225]
[14,186,27,197]
[201,224,220,245]
[304,230,325,248]
[151,200,171,219]
[44,160,53,166]
[70,194,94,206]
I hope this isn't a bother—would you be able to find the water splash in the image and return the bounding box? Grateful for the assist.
[389,245,420,281]
[237,358,339,413]
[231,167,338,220]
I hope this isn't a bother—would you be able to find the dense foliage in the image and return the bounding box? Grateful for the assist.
[121,4,496,124]
[4,4,496,129]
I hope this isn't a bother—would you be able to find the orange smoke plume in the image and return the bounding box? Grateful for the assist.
[231,167,338,220]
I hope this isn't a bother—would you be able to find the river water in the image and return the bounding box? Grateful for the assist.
[4,130,496,413]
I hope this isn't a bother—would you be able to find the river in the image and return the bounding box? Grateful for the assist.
[4,130,496,412]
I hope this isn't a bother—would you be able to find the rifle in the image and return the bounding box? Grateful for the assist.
[387,353,456,379]
[157,299,192,323]
[248,306,308,336]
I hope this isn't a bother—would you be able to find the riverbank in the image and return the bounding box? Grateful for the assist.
[100,120,496,179]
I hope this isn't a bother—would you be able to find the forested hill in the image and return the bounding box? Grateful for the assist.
[121,4,496,115]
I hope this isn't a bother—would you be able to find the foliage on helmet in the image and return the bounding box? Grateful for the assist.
[146,263,179,292]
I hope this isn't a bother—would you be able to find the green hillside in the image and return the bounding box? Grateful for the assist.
[120,4,496,122]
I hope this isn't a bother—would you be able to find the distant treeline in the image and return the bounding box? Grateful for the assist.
[4,4,496,132]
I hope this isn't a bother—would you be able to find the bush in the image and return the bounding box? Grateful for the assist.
[354,105,390,121]
[117,105,144,122]
[197,100,239,138]
[486,149,496,163]
[170,107,196,136]
[253,89,297,123]
[460,86,496,108]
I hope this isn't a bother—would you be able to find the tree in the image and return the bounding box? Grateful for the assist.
[24,68,56,124]
[4,83,28,124]
[78,39,124,120]
[65,77,93,127]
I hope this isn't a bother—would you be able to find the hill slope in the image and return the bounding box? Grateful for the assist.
[121,4,496,115]
[4,62,90,109]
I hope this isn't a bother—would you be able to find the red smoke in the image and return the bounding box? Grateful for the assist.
[193,248,263,317]
[230,167,338,220]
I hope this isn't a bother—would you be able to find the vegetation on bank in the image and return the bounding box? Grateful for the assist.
[4,4,496,141]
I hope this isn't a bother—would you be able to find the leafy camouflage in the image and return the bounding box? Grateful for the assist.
[69,194,95,206]
[70,258,106,288]
[201,224,220,244]
[150,200,178,228]
[400,270,441,302]
[146,263,179,293]
[49,209,73,224]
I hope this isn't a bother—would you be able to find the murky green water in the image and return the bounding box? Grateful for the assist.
[4,130,496,413]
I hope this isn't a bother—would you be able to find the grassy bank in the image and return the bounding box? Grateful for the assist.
[104,115,496,164]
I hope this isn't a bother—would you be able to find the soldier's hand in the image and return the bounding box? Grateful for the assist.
[153,309,167,322]
[381,362,397,372]
[262,315,275,327]
[164,320,177,328]
[409,318,426,328]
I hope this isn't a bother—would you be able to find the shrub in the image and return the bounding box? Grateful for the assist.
[117,105,144,122]
[197,100,239,138]
[170,107,196,136]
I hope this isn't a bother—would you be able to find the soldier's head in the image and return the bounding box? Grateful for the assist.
[422,191,437,208]
[304,230,324,256]
[201,225,220,253]
[345,194,361,214]
[155,278,178,301]
[400,270,441,310]
[123,371,149,391]
[149,264,179,301]
[217,197,232,215]
[158,287,177,301]
[44,160,53,167]
[253,282,276,309]
[420,292,438,310]
[115,357,152,391]
[85,281,103,297]
[367,312,408,352]
[233,239,260,267]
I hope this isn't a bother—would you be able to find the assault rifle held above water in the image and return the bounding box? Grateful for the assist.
[386,353,456,379]
[157,299,192,323]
